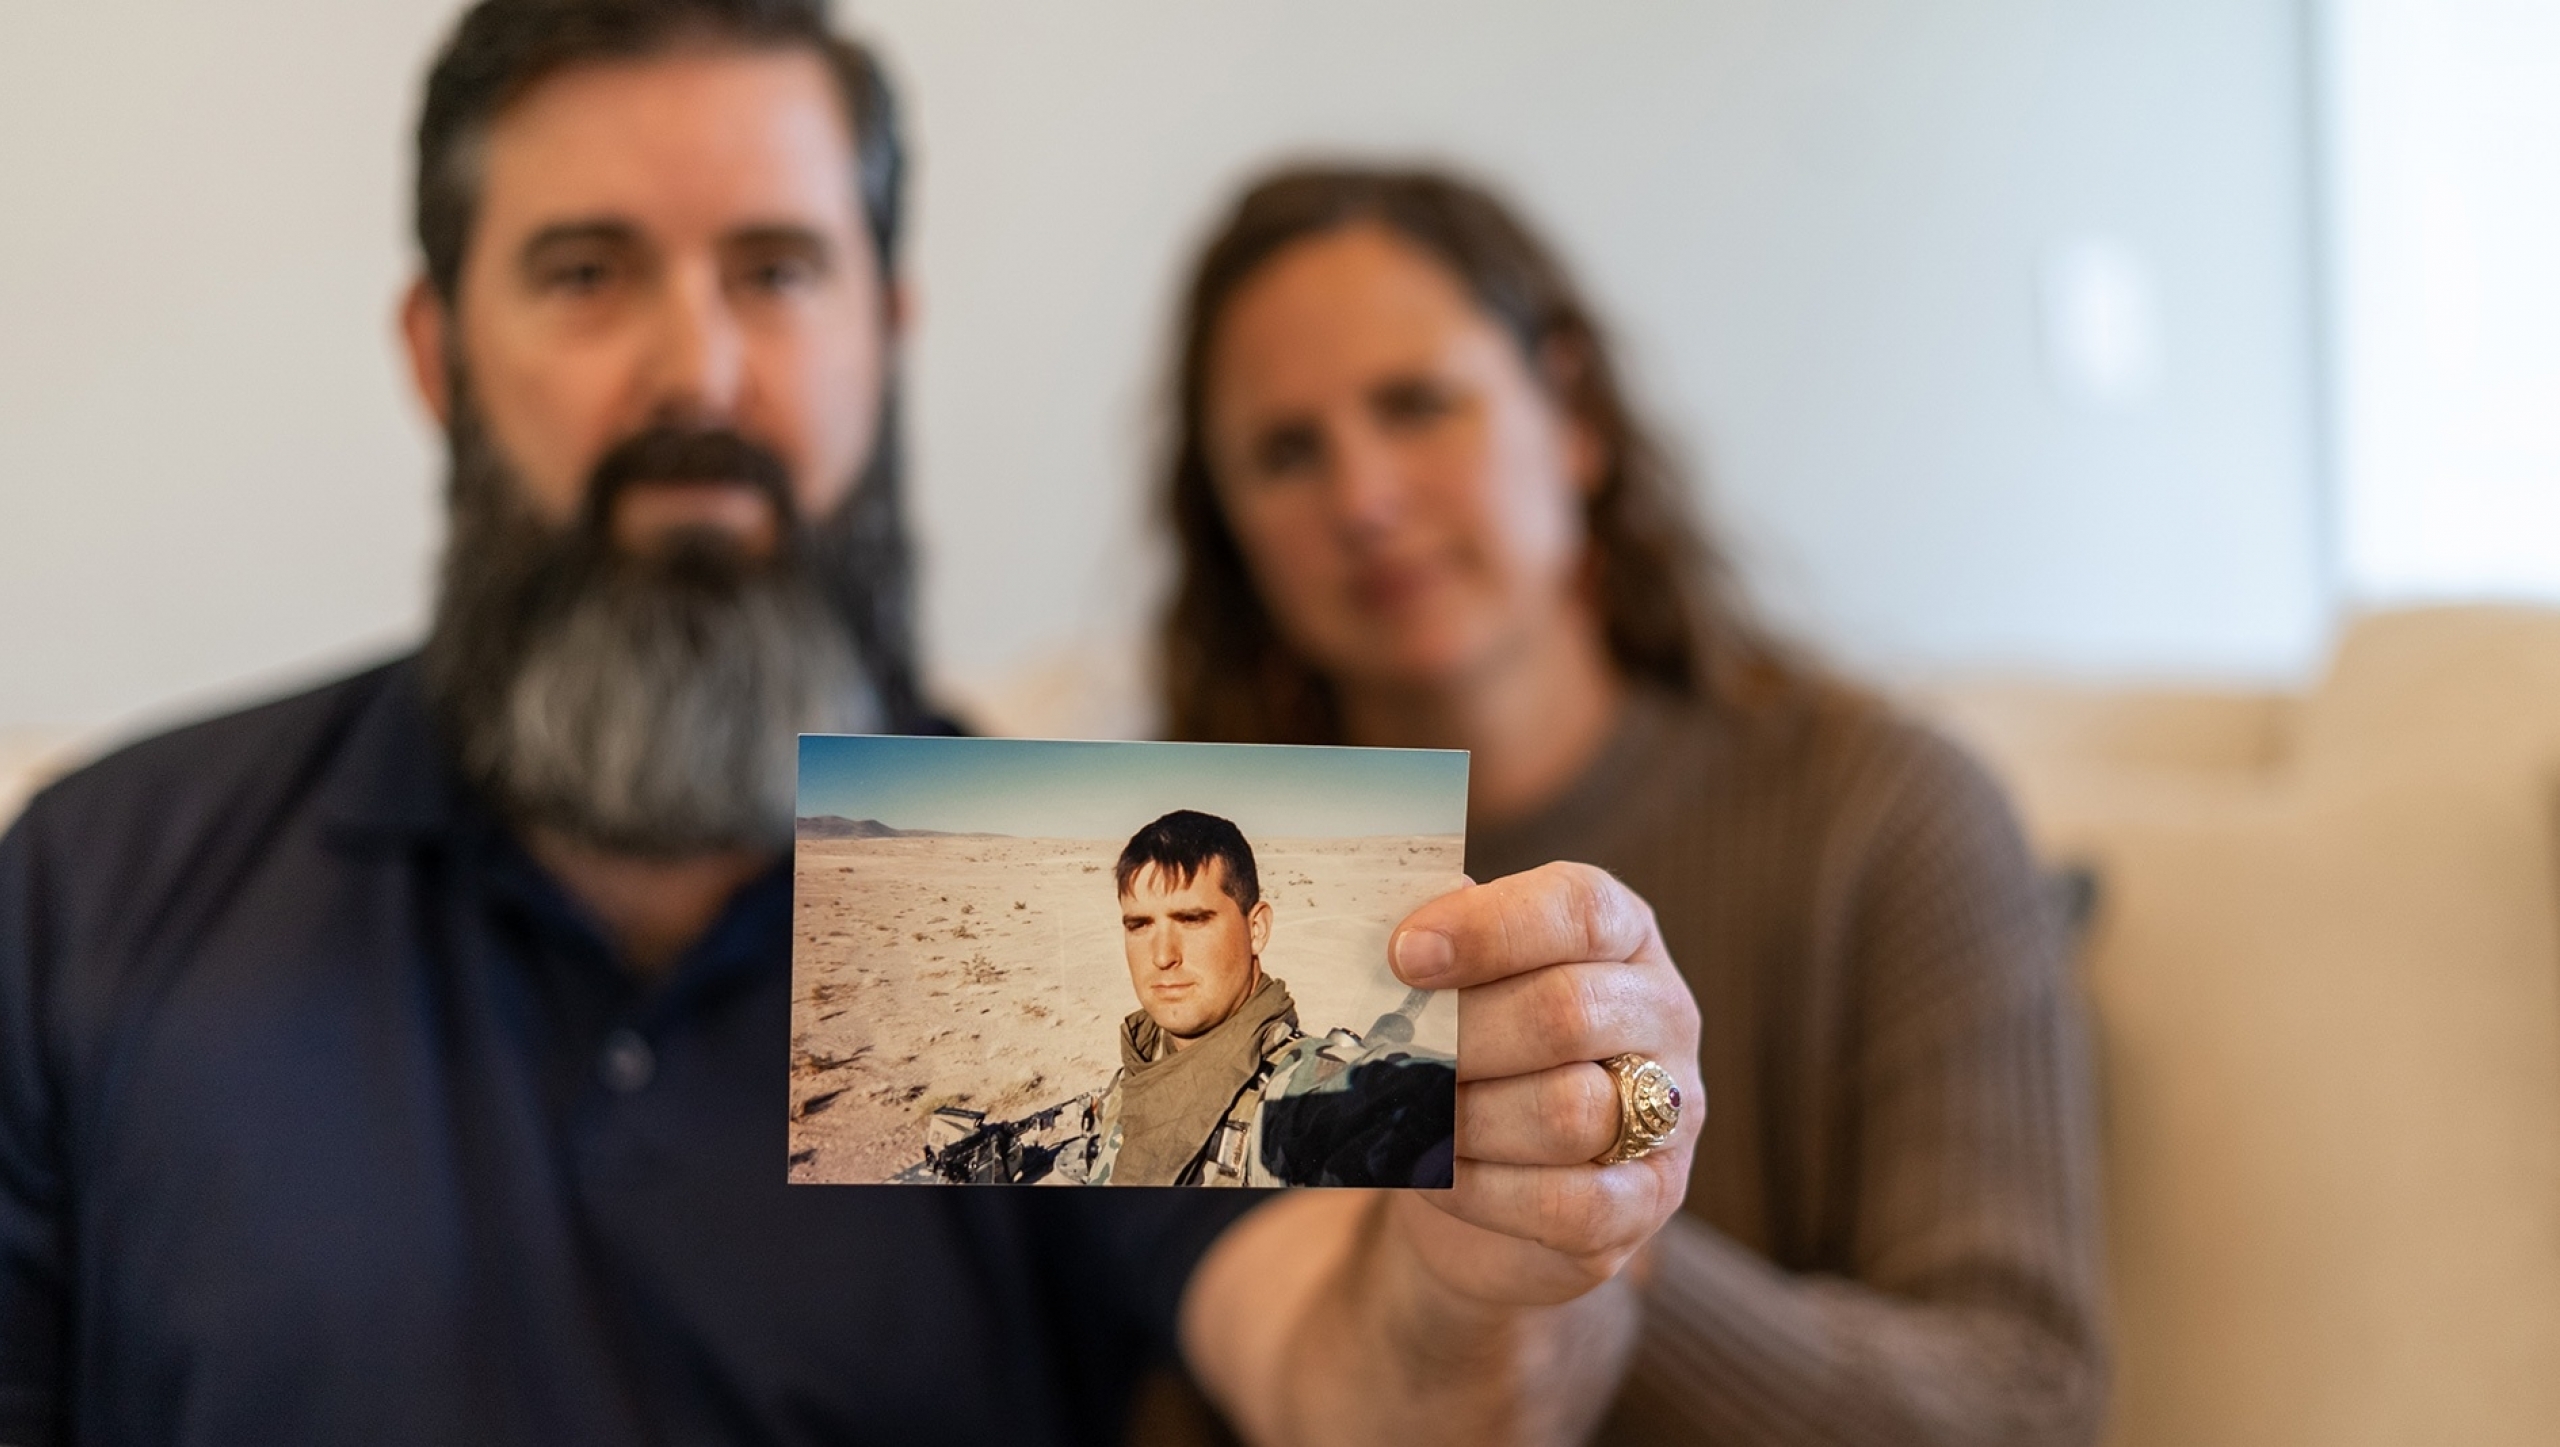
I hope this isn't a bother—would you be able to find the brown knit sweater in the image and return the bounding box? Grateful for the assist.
[1463,686,2107,1444]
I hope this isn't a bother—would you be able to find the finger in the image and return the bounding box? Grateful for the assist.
[1420,1152,1690,1264]
[1454,1064,1618,1166]
[1381,1191,1624,1307]
[1390,861,1666,991]
[1452,959,1693,1081]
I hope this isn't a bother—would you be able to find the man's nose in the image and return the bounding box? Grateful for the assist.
[646,261,748,418]
[1150,925,1183,971]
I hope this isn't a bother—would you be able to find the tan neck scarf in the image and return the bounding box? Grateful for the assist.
[1110,973,1297,1186]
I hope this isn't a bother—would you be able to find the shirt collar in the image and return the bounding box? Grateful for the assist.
[313,654,966,850]
[311,653,791,1003]
[315,654,474,848]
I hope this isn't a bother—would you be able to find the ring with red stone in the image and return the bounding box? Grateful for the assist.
[1593,1053,1686,1165]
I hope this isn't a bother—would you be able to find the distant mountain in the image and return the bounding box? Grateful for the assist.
[794,815,907,840]
[794,816,1002,840]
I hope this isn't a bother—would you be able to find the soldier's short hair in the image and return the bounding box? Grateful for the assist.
[1115,810,1261,914]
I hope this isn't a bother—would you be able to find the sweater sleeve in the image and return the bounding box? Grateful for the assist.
[1601,726,2108,1445]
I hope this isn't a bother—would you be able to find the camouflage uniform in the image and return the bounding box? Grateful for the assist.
[902,990,1453,1188]
[1086,1013,1299,1186]
[1086,992,1452,1188]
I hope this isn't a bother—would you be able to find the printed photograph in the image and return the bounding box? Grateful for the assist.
[789,736,1468,1188]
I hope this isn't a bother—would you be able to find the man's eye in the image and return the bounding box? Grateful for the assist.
[741,256,824,294]
[538,258,616,295]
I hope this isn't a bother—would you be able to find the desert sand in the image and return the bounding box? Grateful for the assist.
[788,833,1465,1184]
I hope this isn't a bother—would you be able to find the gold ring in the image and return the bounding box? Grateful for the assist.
[1594,1053,1685,1165]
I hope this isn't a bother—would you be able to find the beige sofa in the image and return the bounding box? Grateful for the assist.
[5,607,2557,1442]
[0,732,76,832]
[1924,606,2560,1447]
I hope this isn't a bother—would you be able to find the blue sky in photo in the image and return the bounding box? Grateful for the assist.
[797,735,1469,841]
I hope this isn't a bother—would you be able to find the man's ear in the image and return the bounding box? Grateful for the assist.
[399,276,454,430]
[1247,898,1272,957]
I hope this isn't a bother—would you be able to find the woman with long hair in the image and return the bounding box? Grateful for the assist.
[1154,165,2106,1441]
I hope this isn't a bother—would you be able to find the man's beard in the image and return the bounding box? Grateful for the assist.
[421,391,882,859]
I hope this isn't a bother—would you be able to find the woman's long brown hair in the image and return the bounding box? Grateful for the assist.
[1158,163,1813,744]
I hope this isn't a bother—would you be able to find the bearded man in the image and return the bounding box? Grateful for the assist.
[0,3,1705,1444]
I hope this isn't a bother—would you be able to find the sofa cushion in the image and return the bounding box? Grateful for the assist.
[1925,605,2560,1447]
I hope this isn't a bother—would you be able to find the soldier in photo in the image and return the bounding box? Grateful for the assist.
[1084,809,1455,1188]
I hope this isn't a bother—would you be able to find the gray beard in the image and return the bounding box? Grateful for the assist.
[421,397,881,859]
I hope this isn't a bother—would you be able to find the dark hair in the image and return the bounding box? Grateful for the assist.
[1157,164,1815,744]
[411,0,927,725]
[1115,810,1261,913]
[415,0,904,302]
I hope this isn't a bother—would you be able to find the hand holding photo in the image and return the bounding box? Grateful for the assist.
[789,735,1467,1188]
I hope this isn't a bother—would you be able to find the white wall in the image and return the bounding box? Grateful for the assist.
[0,3,450,736]
[0,0,2331,747]
[2327,0,2560,605]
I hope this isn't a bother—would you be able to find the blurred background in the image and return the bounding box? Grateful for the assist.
[3,3,2558,1443]
[8,0,2554,760]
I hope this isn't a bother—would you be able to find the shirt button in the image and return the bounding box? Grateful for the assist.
[598,1028,656,1094]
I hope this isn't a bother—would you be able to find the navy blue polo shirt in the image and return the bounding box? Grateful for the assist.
[0,659,1257,1446]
